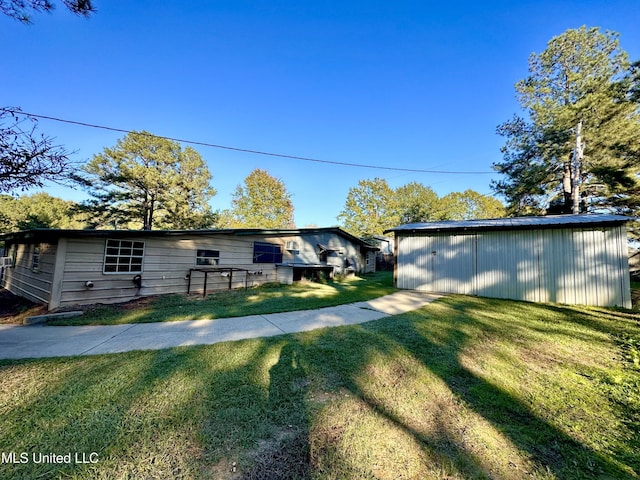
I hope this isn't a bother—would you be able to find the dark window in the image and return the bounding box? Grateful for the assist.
[196,249,220,266]
[104,239,145,273]
[253,242,283,263]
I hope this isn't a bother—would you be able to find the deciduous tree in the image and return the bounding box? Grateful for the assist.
[221,168,294,229]
[0,192,87,232]
[339,179,506,235]
[394,182,439,224]
[437,190,506,220]
[337,178,398,237]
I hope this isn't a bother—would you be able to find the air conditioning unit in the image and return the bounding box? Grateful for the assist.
[0,257,13,268]
[285,241,299,251]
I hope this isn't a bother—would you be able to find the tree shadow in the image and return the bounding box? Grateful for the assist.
[1,336,315,479]
[0,340,279,479]
[303,302,638,479]
[2,296,638,479]
[0,349,203,479]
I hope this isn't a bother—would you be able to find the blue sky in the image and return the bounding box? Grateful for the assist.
[2,0,640,227]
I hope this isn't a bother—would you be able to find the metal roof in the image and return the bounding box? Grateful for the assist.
[0,226,378,249]
[384,214,634,234]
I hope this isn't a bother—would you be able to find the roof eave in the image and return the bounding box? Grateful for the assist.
[0,226,379,249]
[383,214,635,235]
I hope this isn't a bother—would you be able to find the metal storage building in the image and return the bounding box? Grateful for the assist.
[385,214,633,308]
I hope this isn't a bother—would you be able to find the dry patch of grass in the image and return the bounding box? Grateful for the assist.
[0,289,47,324]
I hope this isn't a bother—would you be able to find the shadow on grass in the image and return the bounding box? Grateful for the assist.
[239,343,311,480]
[0,341,284,479]
[2,294,637,479]
[0,350,196,479]
[296,298,639,479]
[48,272,395,326]
[1,338,315,479]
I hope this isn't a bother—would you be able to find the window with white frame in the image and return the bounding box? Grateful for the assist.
[103,239,145,273]
[196,249,220,266]
[9,244,17,267]
[31,245,41,273]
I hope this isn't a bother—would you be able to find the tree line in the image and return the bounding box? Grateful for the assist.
[0,126,502,233]
[2,20,639,235]
[0,126,298,232]
[337,179,504,237]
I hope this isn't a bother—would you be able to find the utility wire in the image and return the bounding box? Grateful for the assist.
[8,109,495,175]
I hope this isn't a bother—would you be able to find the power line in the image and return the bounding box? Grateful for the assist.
[8,109,495,175]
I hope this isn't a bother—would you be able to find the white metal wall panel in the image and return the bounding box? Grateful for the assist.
[476,231,540,302]
[537,227,629,307]
[397,235,431,291]
[475,232,508,300]
[517,230,541,302]
[580,229,598,305]
[616,225,632,308]
[537,228,570,304]
[397,234,475,294]
[573,227,627,307]
[396,225,631,308]
[586,229,607,306]
[432,234,476,294]
[601,228,621,305]
[476,232,538,301]
[395,236,411,290]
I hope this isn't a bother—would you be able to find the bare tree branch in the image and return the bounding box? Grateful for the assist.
[0,107,79,193]
[0,0,94,23]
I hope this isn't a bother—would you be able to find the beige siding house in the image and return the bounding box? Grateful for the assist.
[385,214,633,308]
[1,227,377,310]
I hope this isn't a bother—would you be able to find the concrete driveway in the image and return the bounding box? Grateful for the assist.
[0,291,441,360]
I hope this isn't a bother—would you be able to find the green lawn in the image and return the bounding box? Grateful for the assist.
[1,295,639,479]
[49,272,396,326]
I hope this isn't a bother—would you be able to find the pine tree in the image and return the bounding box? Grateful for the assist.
[82,131,216,230]
[493,26,640,215]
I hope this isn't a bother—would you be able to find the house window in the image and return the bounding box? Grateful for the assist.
[32,245,41,273]
[0,245,14,268]
[8,244,17,268]
[253,242,283,263]
[196,249,219,266]
[104,239,145,273]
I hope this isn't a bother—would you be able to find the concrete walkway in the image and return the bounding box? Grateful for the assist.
[0,291,441,360]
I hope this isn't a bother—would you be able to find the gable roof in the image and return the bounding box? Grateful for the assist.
[384,214,634,235]
[0,226,378,250]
